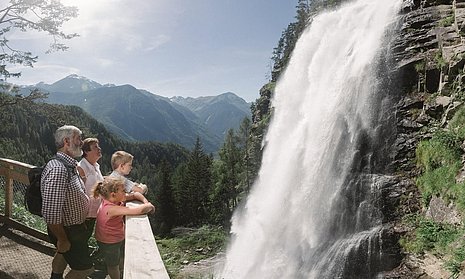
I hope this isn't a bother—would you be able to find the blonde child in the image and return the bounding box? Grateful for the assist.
[109,150,148,194]
[92,176,155,279]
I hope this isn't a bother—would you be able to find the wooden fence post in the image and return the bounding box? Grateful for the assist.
[5,164,14,218]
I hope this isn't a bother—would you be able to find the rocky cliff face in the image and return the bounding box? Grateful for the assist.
[385,0,465,277]
[393,0,465,171]
[247,1,465,277]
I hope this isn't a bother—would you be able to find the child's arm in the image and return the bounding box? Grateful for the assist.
[107,202,155,218]
[125,191,149,204]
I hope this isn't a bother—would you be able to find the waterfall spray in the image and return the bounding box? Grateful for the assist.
[218,0,403,278]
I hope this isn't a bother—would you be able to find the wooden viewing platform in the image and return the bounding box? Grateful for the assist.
[0,158,170,279]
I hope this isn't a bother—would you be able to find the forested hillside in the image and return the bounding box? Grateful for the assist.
[0,87,258,235]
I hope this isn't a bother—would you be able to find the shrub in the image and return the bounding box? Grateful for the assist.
[415,128,464,206]
[416,163,461,205]
[400,214,463,255]
[415,130,461,172]
[445,246,465,277]
[449,106,465,138]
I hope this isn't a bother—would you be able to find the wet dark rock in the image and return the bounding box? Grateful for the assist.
[385,0,465,277]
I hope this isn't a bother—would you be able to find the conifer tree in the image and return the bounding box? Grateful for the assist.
[152,159,176,235]
[172,137,213,226]
[172,162,189,224]
[237,117,253,194]
[211,129,242,226]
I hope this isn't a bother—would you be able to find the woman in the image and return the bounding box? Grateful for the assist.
[77,137,104,234]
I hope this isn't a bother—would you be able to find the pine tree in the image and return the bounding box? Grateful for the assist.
[211,129,242,226]
[237,117,253,194]
[172,137,213,226]
[152,159,176,235]
[186,138,212,225]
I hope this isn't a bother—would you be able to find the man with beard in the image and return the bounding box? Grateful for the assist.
[41,125,94,279]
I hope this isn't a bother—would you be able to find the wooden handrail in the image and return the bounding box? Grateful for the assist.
[125,202,170,279]
[0,157,169,278]
[0,158,49,242]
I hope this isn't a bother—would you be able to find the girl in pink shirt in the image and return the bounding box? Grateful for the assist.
[92,176,154,279]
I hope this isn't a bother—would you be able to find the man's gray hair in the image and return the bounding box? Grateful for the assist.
[54,125,82,149]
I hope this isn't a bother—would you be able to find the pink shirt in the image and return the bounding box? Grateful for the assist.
[95,199,125,244]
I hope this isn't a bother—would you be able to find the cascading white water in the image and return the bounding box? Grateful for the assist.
[218,0,403,278]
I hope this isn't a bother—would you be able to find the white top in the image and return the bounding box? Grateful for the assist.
[109,170,135,193]
[78,158,104,218]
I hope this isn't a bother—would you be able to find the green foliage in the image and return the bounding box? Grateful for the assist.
[0,193,47,232]
[271,0,312,81]
[439,13,455,27]
[435,51,447,68]
[210,129,242,227]
[0,0,78,81]
[415,129,463,204]
[0,93,192,233]
[414,61,425,73]
[157,226,227,278]
[445,245,465,278]
[400,214,463,255]
[449,74,465,101]
[409,107,465,276]
[416,131,461,172]
[150,159,177,236]
[0,87,48,108]
[416,164,462,204]
[449,106,465,138]
[269,0,348,81]
[172,138,213,226]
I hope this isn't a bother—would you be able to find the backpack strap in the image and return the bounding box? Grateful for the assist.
[53,156,76,182]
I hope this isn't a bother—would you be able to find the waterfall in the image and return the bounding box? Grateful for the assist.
[218,0,403,278]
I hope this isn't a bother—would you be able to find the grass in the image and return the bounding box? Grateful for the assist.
[439,13,455,27]
[445,245,465,278]
[415,129,463,205]
[402,104,465,277]
[400,214,464,255]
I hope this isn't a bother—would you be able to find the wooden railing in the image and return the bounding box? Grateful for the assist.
[0,158,169,279]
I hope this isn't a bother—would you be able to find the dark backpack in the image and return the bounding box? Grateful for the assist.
[26,157,73,216]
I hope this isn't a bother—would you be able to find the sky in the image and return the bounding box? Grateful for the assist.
[9,0,298,102]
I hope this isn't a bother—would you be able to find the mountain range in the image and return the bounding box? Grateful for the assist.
[21,74,251,153]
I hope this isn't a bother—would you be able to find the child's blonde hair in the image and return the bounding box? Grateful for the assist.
[92,176,125,199]
[111,150,134,170]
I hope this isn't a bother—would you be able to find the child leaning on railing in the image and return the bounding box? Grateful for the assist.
[92,176,155,279]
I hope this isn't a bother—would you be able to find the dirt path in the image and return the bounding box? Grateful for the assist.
[177,253,225,279]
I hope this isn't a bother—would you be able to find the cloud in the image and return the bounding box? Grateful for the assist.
[96,58,116,68]
[144,35,171,52]
[121,33,171,52]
